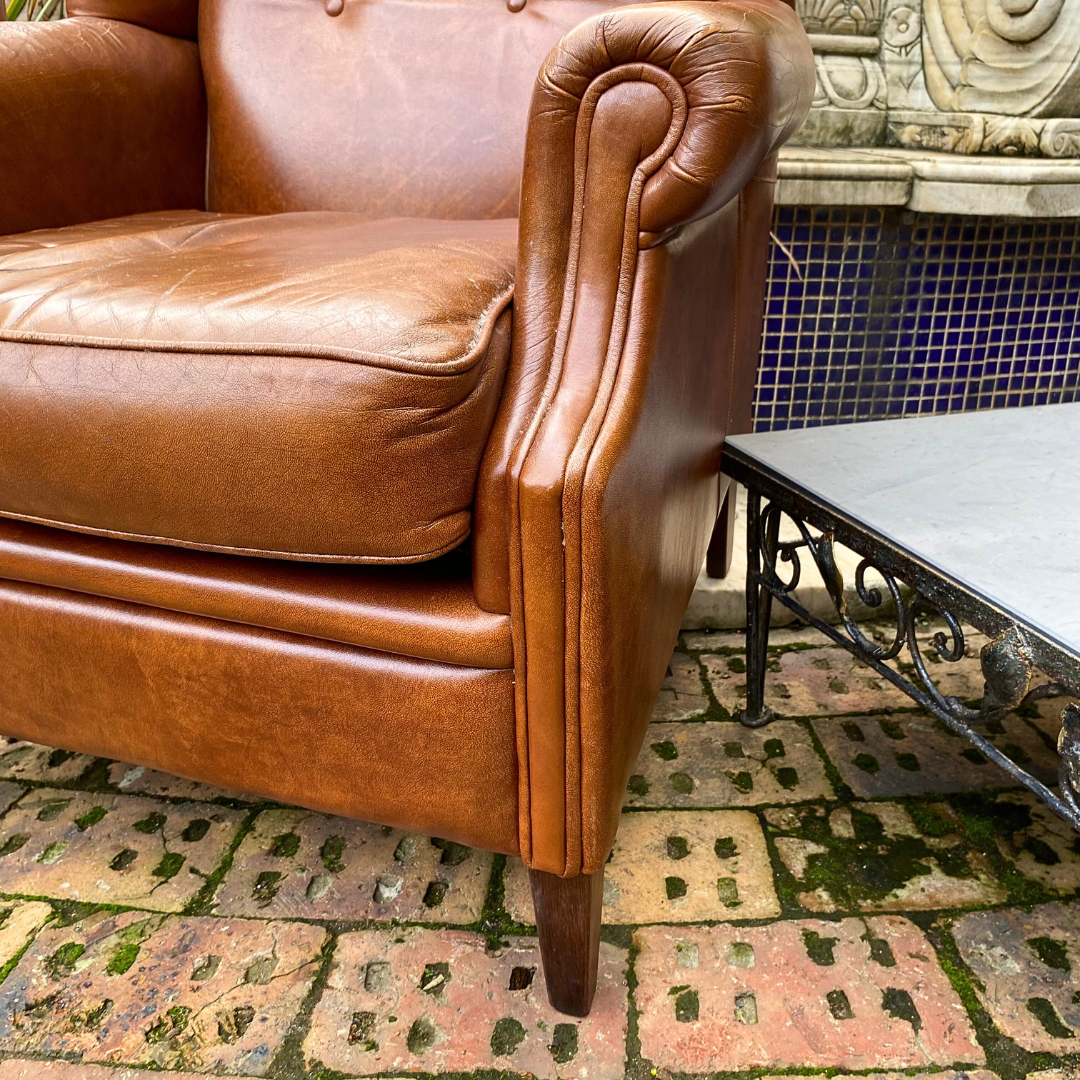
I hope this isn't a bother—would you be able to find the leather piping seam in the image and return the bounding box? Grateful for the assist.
[562,67,688,877]
[507,68,617,871]
[0,285,514,377]
[508,63,688,874]
[0,510,472,566]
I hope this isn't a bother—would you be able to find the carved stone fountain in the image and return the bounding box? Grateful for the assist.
[783,0,1080,211]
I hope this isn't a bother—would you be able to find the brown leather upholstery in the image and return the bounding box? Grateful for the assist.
[66,0,198,37]
[0,212,516,562]
[0,0,814,952]
[469,0,814,872]
[0,519,511,669]
[202,0,619,218]
[0,19,205,237]
[0,580,518,853]
[473,3,813,612]
[728,154,782,441]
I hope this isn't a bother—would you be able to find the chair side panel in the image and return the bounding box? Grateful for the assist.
[0,579,519,854]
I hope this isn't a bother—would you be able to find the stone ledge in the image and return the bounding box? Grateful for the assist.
[807,32,880,54]
[777,146,1080,215]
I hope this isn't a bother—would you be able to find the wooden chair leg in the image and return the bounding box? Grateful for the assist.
[529,867,604,1017]
[706,476,738,579]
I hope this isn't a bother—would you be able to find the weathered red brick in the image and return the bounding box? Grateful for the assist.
[0,789,243,912]
[0,912,326,1075]
[504,810,779,924]
[303,927,628,1077]
[626,719,832,808]
[635,916,981,1072]
[954,902,1080,1052]
[213,808,490,923]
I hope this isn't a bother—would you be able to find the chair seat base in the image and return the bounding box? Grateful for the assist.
[0,576,519,855]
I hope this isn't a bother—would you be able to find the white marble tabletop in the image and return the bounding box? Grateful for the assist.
[726,403,1080,656]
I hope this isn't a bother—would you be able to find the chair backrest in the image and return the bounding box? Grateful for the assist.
[199,0,624,218]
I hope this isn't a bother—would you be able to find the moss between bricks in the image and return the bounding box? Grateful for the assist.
[266,934,337,1079]
[766,790,1069,913]
[768,802,971,910]
[183,805,263,917]
[927,920,1061,1080]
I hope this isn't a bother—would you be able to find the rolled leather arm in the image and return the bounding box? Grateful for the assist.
[0,17,206,237]
[65,0,199,39]
[513,0,815,405]
[539,0,813,238]
[474,0,813,875]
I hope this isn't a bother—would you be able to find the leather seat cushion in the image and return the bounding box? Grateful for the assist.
[0,211,516,562]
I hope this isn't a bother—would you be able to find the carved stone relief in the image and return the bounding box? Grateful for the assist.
[886,112,1058,154]
[798,0,882,35]
[796,0,1080,155]
[814,54,888,110]
[880,0,934,108]
[800,52,889,145]
[1041,119,1080,156]
[922,0,1080,116]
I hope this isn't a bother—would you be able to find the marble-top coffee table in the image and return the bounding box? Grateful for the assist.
[721,402,1080,832]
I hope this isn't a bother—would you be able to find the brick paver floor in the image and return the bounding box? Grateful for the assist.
[0,619,1076,1078]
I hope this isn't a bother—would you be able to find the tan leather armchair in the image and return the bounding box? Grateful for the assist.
[0,0,812,1015]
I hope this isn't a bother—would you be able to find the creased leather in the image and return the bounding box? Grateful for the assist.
[0,19,205,237]
[66,0,199,39]
[201,0,621,218]
[0,519,512,669]
[0,213,516,562]
[0,580,518,854]
[0,212,517,372]
[471,0,814,872]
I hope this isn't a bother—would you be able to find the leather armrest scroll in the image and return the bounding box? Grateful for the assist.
[0,18,206,236]
[558,0,814,237]
[474,0,814,874]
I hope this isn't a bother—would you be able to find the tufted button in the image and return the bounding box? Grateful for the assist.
[325,0,344,14]
[506,0,526,11]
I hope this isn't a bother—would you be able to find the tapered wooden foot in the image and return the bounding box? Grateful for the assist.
[529,867,604,1017]
[706,477,737,579]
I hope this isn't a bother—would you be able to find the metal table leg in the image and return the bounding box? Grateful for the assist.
[731,476,1080,834]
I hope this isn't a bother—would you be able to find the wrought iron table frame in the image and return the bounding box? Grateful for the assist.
[720,444,1080,833]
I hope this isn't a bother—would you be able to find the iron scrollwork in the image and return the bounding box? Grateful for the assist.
[740,491,1080,833]
[1061,705,1080,819]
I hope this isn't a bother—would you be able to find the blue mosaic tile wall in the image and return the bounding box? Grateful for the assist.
[753,206,1080,431]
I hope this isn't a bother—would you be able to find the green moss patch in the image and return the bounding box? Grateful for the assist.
[549,1021,578,1063]
[132,812,166,835]
[270,832,301,858]
[490,1016,526,1056]
[767,802,986,910]
[106,942,140,976]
